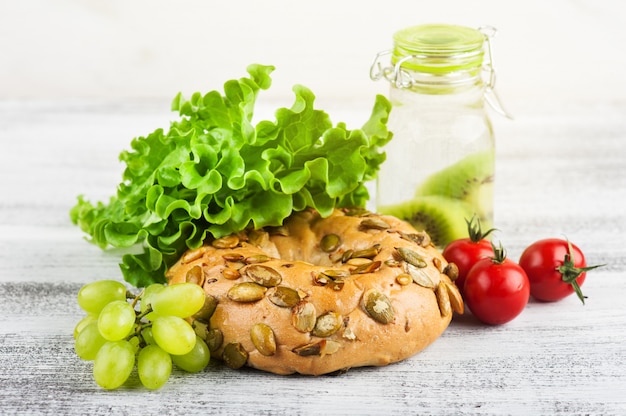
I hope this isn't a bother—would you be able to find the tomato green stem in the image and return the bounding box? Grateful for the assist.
[466,215,497,243]
[489,241,507,264]
[557,240,604,305]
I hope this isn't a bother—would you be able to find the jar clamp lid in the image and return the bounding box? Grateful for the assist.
[371,24,512,118]
[392,24,485,74]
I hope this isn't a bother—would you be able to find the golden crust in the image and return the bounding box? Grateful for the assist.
[165,209,462,375]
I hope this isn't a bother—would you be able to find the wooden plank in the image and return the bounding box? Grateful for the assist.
[1,99,625,415]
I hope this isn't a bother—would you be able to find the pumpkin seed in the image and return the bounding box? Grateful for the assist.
[292,339,326,357]
[182,248,204,264]
[350,260,381,275]
[320,340,341,356]
[404,262,436,289]
[191,319,209,340]
[443,262,460,281]
[385,259,402,268]
[352,245,381,259]
[291,301,316,333]
[205,328,224,353]
[399,231,431,247]
[311,311,343,337]
[432,257,443,272]
[250,323,277,356]
[244,264,282,287]
[362,289,395,324]
[359,217,391,231]
[417,231,432,247]
[341,249,354,263]
[313,272,331,286]
[343,207,370,217]
[266,286,301,308]
[322,269,350,279]
[346,257,373,266]
[194,294,218,321]
[222,253,246,262]
[320,234,341,253]
[329,249,346,263]
[212,235,240,249]
[315,271,346,291]
[245,254,272,264]
[436,281,452,317]
[442,280,464,314]
[221,268,241,280]
[222,342,248,369]
[185,265,204,286]
[396,247,428,268]
[227,282,267,302]
[396,273,412,286]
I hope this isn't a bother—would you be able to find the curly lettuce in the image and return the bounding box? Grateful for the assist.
[70,64,392,287]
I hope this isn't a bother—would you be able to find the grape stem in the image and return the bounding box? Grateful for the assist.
[129,288,144,309]
[135,304,153,322]
[126,322,153,345]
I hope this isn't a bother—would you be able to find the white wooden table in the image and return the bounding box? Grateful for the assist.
[1,98,625,415]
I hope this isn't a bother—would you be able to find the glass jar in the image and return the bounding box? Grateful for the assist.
[370,24,509,247]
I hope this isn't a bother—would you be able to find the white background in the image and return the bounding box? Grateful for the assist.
[2,0,625,110]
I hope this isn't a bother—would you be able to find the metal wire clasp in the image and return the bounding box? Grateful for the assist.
[370,50,400,85]
[371,50,432,89]
[479,26,513,119]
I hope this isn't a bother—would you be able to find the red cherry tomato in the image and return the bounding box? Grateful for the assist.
[519,238,602,304]
[443,239,493,295]
[464,244,530,325]
[442,216,495,295]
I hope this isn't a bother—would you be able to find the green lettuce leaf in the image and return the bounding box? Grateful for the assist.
[70,64,392,287]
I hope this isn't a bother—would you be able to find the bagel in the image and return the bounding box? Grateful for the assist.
[165,208,462,375]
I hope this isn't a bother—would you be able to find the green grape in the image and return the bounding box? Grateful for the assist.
[141,326,155,346]
[128,335,141,353]
[74,321,107,361]
[93,340,135,390]
[171,336,211,373]
[140,283,164,321]
[97,300,137,341]
[73,314,97,339]
[77,280,127,315]
[137,344,172,390]
[152,315,196,355]
[151,283,205,318]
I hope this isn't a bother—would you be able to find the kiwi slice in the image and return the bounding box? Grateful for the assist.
[379,195,474,247]
[415,151,495,223]
[415,151,494,198]
[414,150,494,227]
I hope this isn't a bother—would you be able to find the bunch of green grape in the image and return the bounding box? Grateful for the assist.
[73,280,211,390]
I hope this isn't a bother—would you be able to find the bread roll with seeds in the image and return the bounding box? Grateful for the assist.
[166,208,463,376]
